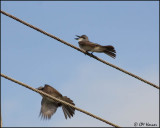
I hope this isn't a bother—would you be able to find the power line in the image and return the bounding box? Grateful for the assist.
[1,73,120,127]
[0,10,159,90]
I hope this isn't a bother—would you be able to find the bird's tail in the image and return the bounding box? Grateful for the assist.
[61,96,75,119]
[103,45,116,58]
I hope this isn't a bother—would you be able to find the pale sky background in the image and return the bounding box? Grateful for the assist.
[1,1,159,127]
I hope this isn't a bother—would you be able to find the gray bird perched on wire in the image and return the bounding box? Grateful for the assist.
[37,84,75,120]
[75,35,116,58]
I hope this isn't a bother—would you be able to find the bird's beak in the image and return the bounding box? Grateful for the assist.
[75,35,80,40]
[36,87,40,90]
[36,86,43,90]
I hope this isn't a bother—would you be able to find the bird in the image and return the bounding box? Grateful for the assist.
[75,35,116,58]
[37,84,75,120]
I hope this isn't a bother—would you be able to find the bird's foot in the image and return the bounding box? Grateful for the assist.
[91,52,94,55]
[88,52,94,57]
[84,51,89,55]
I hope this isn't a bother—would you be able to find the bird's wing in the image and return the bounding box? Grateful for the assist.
[89,41,101,46]
[79,41,100,47]
[39,98,58,120]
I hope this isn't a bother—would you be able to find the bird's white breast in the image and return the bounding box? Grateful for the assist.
[78,38,84,41]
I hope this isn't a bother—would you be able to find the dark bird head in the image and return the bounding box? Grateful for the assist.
[37,86,45,97]
[75,35,89,41]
